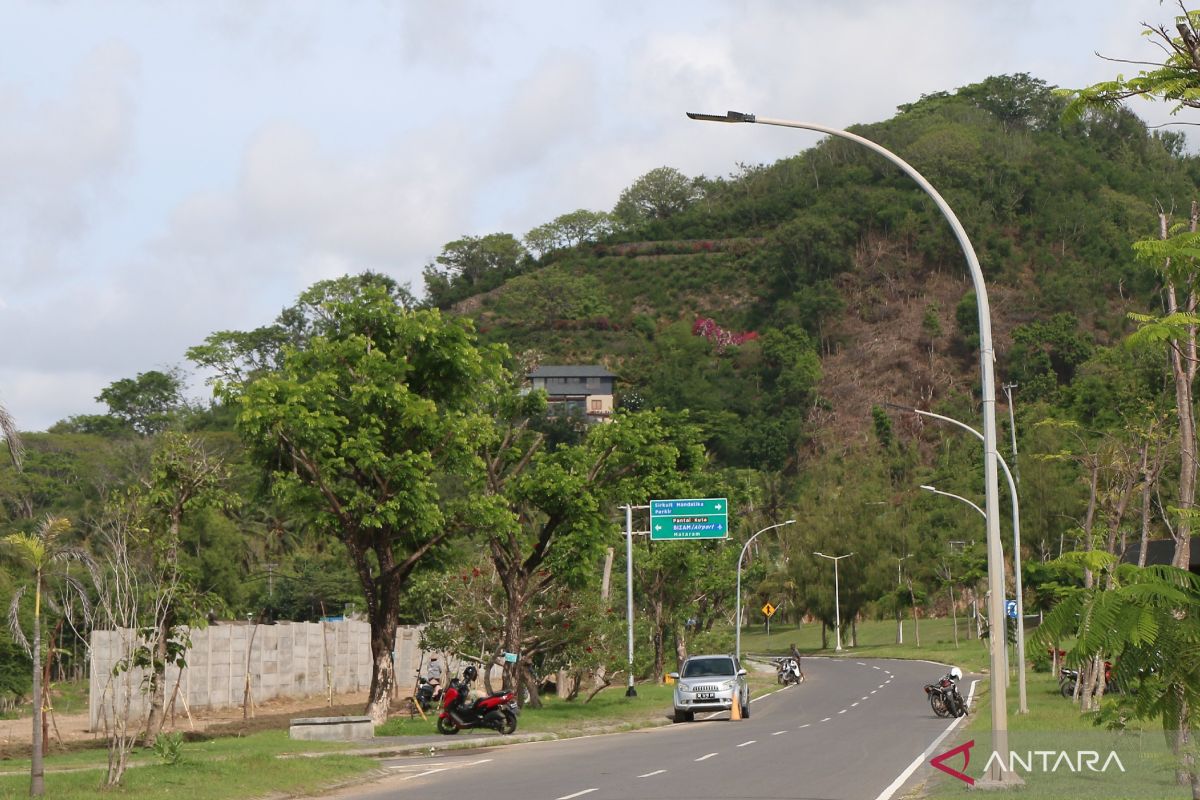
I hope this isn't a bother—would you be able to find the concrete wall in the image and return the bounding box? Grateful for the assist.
[89,620,372,730]
[88,620,503,730]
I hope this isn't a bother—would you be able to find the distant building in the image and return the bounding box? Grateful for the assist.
[1121,538,1200,575]
[527,365,616,423]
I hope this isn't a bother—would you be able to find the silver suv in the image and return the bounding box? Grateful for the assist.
[669,654,749,722]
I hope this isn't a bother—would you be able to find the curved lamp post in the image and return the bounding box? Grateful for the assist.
[687,110,1014,785]
[813,552,854,651]
[900,403,1028,714]
[735,519,796,661]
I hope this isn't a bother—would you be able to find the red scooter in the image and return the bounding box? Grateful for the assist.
[437,666,519,735]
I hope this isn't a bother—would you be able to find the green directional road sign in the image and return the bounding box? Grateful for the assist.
[650,497,729,541]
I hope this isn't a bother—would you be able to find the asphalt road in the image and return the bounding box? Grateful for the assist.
[325,657,970,800]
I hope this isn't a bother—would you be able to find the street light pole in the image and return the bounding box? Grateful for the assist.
[896,554,912,644]
[813,552,853,651]
[688,110,1014,784]
[736,519,796,662]
[900,403,1028,714]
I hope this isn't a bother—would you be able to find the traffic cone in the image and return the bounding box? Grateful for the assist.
[730,696,742,720]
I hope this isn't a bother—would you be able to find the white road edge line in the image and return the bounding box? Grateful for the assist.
[557,789,600,800]
[737,740,756,747]
[872,678,979,800]
[638,769,667,778]
[403,768,449,781]
[695,752,718,762]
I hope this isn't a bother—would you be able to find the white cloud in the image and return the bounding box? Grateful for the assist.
[0,42,138,287]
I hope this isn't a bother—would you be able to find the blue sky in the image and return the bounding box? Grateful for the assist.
[0,0,1183,430]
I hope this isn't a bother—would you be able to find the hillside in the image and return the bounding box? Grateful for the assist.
[459,74,1200,467]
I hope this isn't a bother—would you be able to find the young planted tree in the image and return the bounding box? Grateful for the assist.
[1033,555,1200,797]
[4,516,86,797]
[235,282,499,724]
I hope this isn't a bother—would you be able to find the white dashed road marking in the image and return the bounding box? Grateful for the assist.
[638,770,667,778]
[799,723,811,728]
[557,790,599,800]
[820,717,832,722]
[738,740,756,747]
[838,709,848,714]
[772,730,787,736]
[696,753,718,762]
[851,702,859,707]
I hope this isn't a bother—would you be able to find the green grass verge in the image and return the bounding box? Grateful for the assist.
[0,731,374,800]
[917,670,1183,799]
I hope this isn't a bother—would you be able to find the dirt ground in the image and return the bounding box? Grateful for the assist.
[0,689,375,760]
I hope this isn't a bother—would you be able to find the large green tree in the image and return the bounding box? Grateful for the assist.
[234,280,501,724]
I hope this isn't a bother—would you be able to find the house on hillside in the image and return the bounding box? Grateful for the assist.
[527,365,616,423]
[1121,538,1200,575]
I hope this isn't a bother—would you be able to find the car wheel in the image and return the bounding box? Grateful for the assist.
[740,698,750,719]
[673,709,689,723]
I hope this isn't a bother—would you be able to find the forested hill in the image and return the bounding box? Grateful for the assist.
[444,74,1200,470]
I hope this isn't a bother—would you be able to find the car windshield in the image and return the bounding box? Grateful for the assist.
[682,657,736,678]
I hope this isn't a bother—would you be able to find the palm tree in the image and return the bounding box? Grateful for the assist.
[5,516,84,797]
[1033,552,1200,798]
[0,402,23,470]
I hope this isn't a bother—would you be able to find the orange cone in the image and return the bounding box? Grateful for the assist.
[730,696,742,720]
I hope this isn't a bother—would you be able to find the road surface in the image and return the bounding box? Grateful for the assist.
[326,657,969,800]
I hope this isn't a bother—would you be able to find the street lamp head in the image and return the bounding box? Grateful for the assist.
[785,519,796,524]
[686,110,756,123]
[920,484,937,491]
[813,551,824,557]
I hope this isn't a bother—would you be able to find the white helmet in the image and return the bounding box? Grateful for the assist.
[949,666,963,682]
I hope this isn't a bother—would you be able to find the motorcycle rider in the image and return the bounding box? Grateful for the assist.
[789,643,804,682]
[426,655,444,700]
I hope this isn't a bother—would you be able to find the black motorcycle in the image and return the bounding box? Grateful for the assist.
[924,670,966,718]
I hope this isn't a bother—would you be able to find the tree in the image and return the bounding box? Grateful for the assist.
[136,432,233,741]
[524,209,612,256]
[96,369,187,435]
[612,167,703,228]
[422,233,527,307]
[235,281,499,725]
[4,516,84,797]
[1033,555,1200,797]
[1,402,22,470]
[1065,7,1200,121]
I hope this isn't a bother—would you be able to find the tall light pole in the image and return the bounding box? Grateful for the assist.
[735,519,796,661]
[813,552,853,651]
[898,402,1028,714]
[896,553,912,644]
[688,110,1012,784]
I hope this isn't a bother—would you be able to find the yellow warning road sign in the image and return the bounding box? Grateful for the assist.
[762,602,776,617]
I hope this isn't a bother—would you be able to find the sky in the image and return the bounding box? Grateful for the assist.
[0,0,1188,431]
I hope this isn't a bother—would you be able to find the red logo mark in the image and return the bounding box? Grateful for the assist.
[930,739,975,786]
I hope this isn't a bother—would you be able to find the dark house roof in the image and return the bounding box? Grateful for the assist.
[1120,538,1200,573]
[528,365,616,379]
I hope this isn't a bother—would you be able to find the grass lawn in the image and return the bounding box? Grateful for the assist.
[0,731,374,800]
[915,670,1184,799]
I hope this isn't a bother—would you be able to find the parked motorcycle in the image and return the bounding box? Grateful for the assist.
[1059,662,1118,698]
[776,657,803,685]
[415,676,441,712]
[437,665,519,735]
[924,666,967,718]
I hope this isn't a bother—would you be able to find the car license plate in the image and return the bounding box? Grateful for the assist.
[698,692,716,700]
[508,701,519,713]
